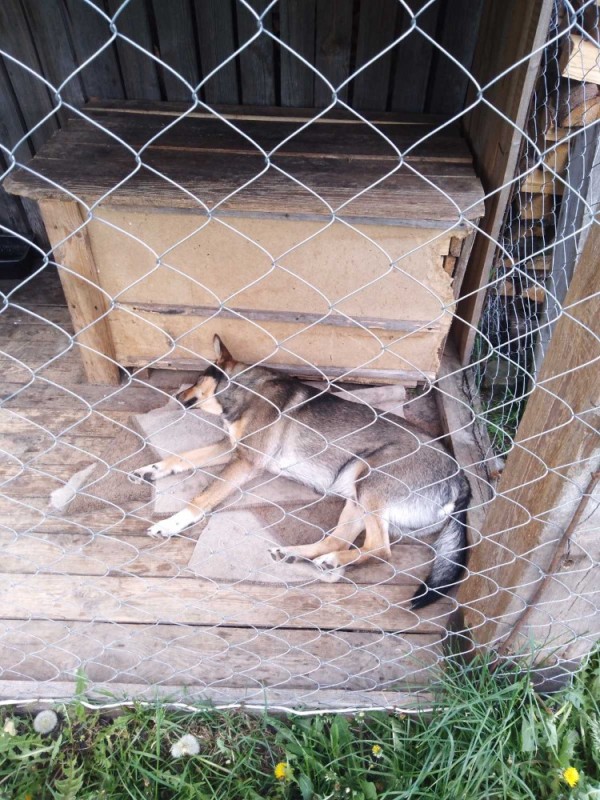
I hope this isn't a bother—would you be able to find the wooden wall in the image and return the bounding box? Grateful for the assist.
[0,0,484,241]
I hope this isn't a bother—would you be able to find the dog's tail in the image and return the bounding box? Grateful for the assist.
[410,483,471,610]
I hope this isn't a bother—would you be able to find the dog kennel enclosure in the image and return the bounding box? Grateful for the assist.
[0,0,598,709]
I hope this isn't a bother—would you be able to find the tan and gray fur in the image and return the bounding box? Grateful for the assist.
[134,335,471,609]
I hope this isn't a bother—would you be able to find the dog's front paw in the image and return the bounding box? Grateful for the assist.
[313,553,346,581]
[147,508,202,539]
[129,463,163,485]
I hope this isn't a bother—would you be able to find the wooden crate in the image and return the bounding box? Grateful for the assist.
[5,102,484,385]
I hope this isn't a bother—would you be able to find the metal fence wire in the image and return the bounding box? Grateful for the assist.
[0,0,598,712]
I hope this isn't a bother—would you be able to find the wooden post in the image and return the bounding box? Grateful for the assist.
[39,200,120,386]
[535,127,600,368]
[453,0,554,364]
[458,222,600,661]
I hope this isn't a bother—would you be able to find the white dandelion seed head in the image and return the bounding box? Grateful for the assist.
[170,733,200,758]
[33,709,58,735]
[3,718,17,736]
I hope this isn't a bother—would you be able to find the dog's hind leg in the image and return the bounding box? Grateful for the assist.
[313,512,391,572]
[269,498,365,563]
[130,441,233,484]
[147,456,256,538]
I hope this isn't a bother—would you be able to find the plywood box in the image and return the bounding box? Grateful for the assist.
[5,102,484,385]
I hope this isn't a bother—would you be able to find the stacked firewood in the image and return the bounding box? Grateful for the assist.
[478,3,599,459]
[496,2,600,329]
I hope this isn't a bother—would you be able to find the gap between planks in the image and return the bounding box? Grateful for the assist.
[84,100,455,127]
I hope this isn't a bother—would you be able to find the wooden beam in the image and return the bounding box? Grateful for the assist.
[496,472,600,663]
[38,201,120,385]
[536,125,600,365]
[460,222,600,657]
[453,0,554,363]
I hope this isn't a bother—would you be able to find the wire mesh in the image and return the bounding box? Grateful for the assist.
[0,0,598,712]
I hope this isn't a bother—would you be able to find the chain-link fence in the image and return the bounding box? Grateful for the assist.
[0,0,598,712]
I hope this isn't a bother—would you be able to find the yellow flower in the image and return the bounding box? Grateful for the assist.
[372,744,383,758]
[563,767,580,788]
[274,761,292,781]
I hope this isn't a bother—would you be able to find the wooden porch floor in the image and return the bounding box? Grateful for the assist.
[0,268,454,710]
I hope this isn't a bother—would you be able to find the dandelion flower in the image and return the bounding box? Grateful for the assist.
[33,710,58,735]
[2,718,16,736]
[274,761,292,781]
[563,767,580,788]
[372,744,383,759]
[170,733,200,758]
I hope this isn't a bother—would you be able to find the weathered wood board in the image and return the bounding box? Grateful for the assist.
[5,110,484,223]
[460,223,600,662]
[454,0,554,363]
[0,619,441,692]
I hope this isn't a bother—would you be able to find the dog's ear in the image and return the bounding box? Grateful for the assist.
[213,334,234,365]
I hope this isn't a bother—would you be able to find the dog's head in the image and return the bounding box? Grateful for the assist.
[176,335,239,415]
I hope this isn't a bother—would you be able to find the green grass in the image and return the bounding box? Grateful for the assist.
[482,389,525,456]
[1,650,599,799]
[471,336,528,458]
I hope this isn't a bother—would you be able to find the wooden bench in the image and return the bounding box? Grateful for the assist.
[5,101,484,385]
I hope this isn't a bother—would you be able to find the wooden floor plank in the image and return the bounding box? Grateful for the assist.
[0,438,118,469]
[0,573,452,633]
[0,530,194,575]
[0,407,136,434]
[0,619,442,692]
[0,528,438,585]
[0,354,87,386]
[0,500,151,533]
[0,679,434,710]
[0,380,177,413]
[0,305,72,327]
